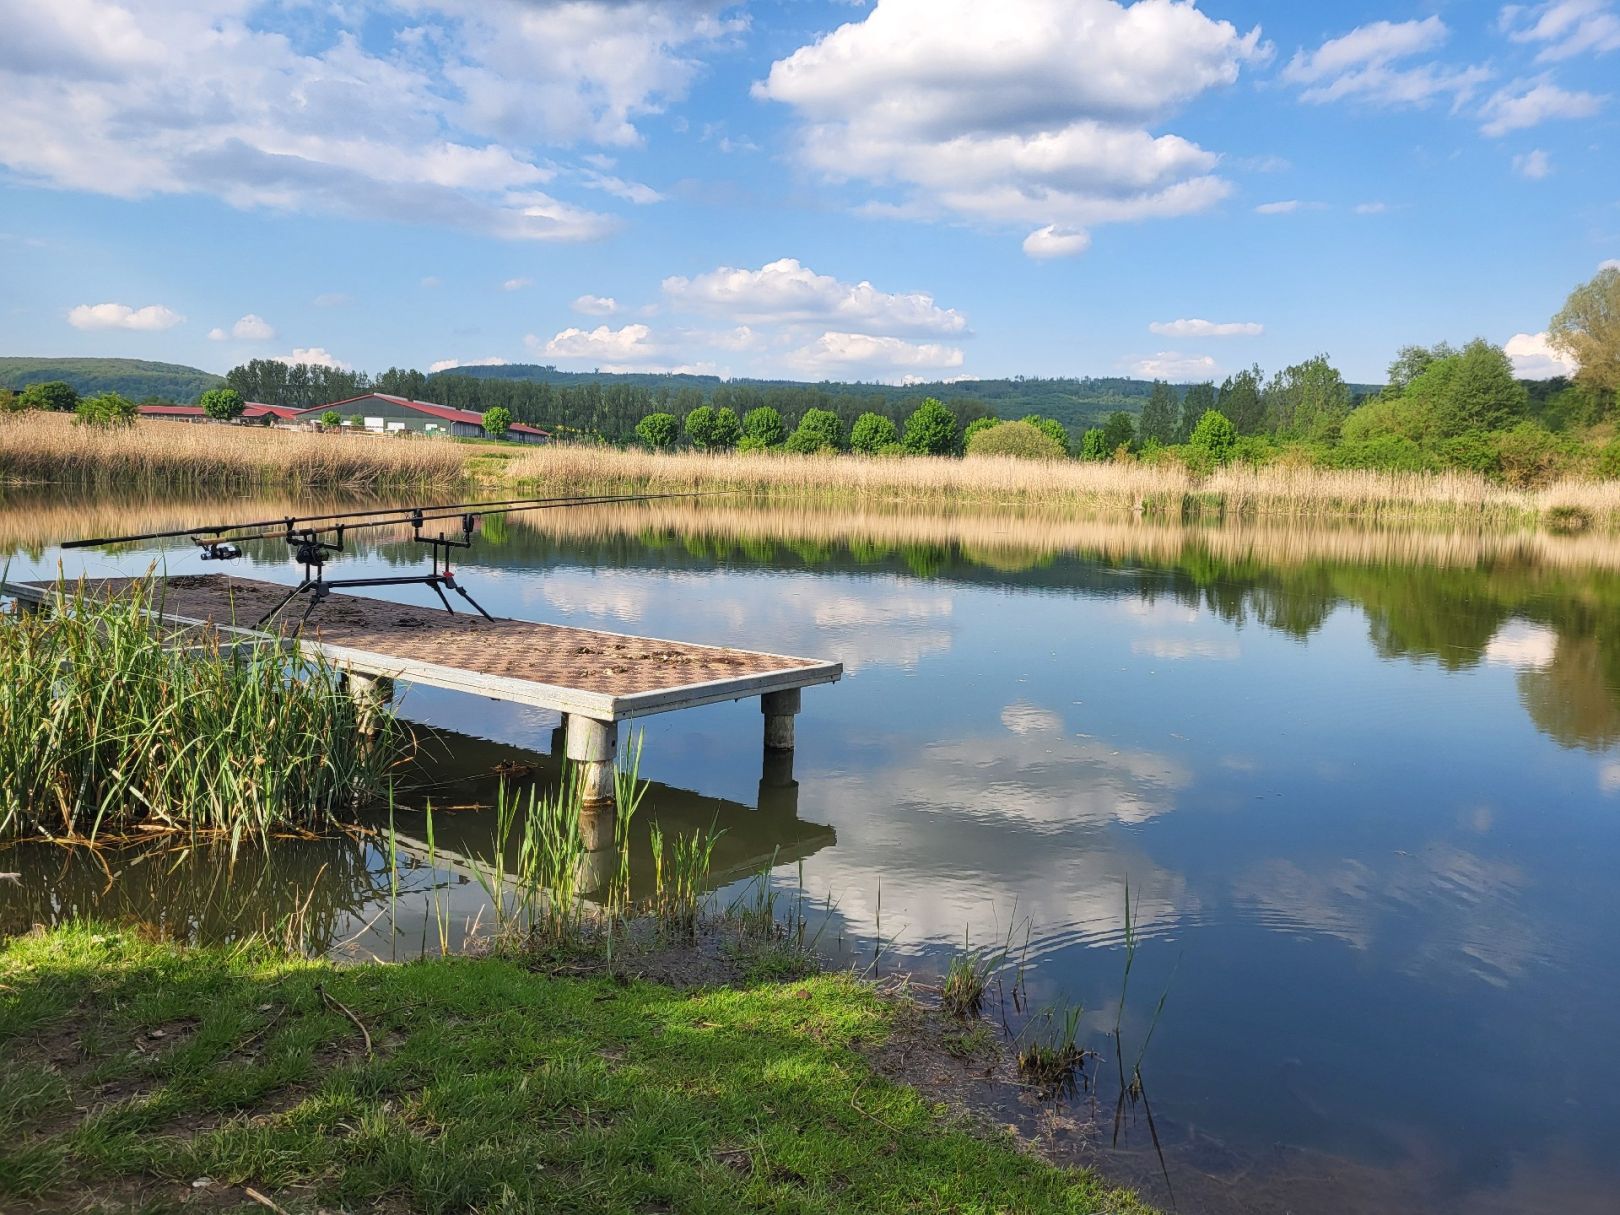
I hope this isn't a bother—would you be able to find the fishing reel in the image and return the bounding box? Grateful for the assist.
[196,540,242,561]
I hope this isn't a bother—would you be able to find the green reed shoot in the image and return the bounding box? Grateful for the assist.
[941,925,1008,1019]
[0,574,393,847]
[650,815,723,940]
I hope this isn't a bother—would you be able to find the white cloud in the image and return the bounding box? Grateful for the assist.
[1501,1,1620,62]
[571,294,619,316]
[208,313,275,341]
[1513,148,1554,177]
[786,332,965,374]
[1480,79,1605,135]
[1282,17,1490,109]
[313,292,351,308]
[663,258,967,336]
[501,277,533,292]
[531,323,662,365]
[0,1,742,243]
[1504,331,1578,377]
[428,356,507,373]
[1127,351,1220,380]
[67,302,183,331]
[1355,201,1390,214]
[1021,225,1092,259]
[755,0,1267,253]
[1149,318,1262,338]
[1255,199,1300,214]
[420,276,443,289]
[272,346,346,369]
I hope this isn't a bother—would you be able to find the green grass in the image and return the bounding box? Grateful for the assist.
[0,924,1154,1214]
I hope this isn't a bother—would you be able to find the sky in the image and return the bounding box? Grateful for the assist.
[2,0,1618,386]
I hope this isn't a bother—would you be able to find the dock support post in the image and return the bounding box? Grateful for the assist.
[342,672,395,735]
[757,748,800,821]
[761,688,800,752]
[566,714,618,806]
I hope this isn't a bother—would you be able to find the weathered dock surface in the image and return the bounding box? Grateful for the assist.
[6,574,841,808]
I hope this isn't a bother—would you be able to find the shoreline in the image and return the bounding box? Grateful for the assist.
[0,922,1156,1215]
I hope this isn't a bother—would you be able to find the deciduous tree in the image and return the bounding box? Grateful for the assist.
[636,412,678,450]
[1137,381,1178,446]
[482,406,512,438]
[200,387,245,421]
[902,398,958,455]
[1550,266,1620,407]
[850,412,899,453]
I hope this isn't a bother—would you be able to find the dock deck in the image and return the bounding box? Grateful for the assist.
[6,574,841,721]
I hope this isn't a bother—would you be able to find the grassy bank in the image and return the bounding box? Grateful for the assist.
[501,444,1620,530]
[0,413,465,491]
[0,924,1152,1214]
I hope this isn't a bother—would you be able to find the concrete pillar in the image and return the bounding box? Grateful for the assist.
[566,714,618,805]
[757,748,800,822]
[343,671,395,735]
[761,687,801,752]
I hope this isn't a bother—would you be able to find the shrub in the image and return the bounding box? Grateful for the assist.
[74,392,137,429]
[961,416,1000,446]
[1597,437,1620,479]
[742,406,785,448]
[320,409,343,428]
[737,435,772,453]
[200,387,245,421]
[1021,414,1071,455]
[1079,428,1108,460]
[18,380,78,413]
[965,419,1065,460]
[902,397,958,455]
[1228,435,1278,467]
[1495,422,1574,488]
[850,411,899,453]
[785,408,843,453]
[1322,435,1435,473]
[1436,430,1497,475]
[1187,409,1236,462]
[635,412,678,451]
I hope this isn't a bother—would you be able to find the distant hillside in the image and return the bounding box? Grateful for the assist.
[0,358,223,403]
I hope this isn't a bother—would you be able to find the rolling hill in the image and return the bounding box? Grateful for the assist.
[0,358,224,403]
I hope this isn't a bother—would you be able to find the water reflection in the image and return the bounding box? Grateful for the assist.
[5,488,1620,1214]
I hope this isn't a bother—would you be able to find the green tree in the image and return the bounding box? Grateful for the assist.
[199,387,245,421]
[786,408,843,453]
[1264,355,1352,442]
[1385,342,1458,394]
[1550,266,1620,407]
[320,409,343,428]
[962,417,1000,446]
[1079,427,1108,460]
[966,419,1065,460]
[482,406,513,438]
[74,392,137,429]
[741,406,785,448]
[19,380,78,413]
[635,412,678,450]
[1020,414,1071,455]
[1178,382,1216,442]
[710,406,742,451]
[0,388,17,413]
[1100,410,1135,453]
[1137,381,1178,446]
[902,397,958,455]
[1438,339,1528,434]
[684,405,723,451]
[1188,409,1236,461]
[850,411,899,453]
[1215,367,1265,435]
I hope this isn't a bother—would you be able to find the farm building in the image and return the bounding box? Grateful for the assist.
[137,403,304,423]
[295,394,548,442]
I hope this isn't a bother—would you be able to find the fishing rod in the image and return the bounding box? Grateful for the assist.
[61,490,731,627]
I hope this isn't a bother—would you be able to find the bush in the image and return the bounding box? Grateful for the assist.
[1321,435,1435,473]
[1597,437,1620,479]
[200,387,245,421]
[1495,422,1575,488]
[1435,430,1497,475]
[1021,415,1071,455]
[18,380,78,413]
[1079,428,1108,460]
[965,419,1065,460]
[1228,435,1279,467]
[741,406,785,448]
[1187,409,1236,462]
[785,408,843,453]
[684,405,741,451]
[961,416,1000,446]
[320,409,343,428]
[850,412,899,454]
[74,392,137,429]
[636,412,679,451]
[737,435,773,453]
[902,397,958,455]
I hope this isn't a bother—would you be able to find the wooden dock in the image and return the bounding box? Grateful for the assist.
[5,574,841,814]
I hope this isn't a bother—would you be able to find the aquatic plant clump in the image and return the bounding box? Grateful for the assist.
[0,578,395,842]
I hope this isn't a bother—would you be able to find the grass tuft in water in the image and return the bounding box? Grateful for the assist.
[940,926,1006,1019]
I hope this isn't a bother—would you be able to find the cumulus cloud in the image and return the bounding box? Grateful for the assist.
[1022,225,1092,259]
[67,302,183,331]
[1504,331,1578,377]
[272,347,346,369]
[428,356,508,373]
[1149,318,1262,338]
[1127,351,1220,380]
[663,258,966,336]
[1254,199,1301,214]
[754,0,1267,256]
[571,294,619,316]
[1282,17,1490,109]
[1513,148,1554,177]
[530,323,662,366]
[1501,1,1620,62]
[0,1,739,242]
[208,313,275,341]
[788,332,964,374]
[1480,79,1605,135]
[501,277,533,291]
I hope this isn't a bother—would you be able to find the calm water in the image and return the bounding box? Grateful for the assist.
[4,489,1620,1214]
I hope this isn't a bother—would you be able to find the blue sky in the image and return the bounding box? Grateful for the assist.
[2,0,1617,385]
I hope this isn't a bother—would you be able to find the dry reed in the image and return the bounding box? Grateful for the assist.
[0,412,467,490]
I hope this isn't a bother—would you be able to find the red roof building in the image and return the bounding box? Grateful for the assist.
[293,394,548,443]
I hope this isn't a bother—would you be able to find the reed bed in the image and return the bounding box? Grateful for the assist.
[0,412,466,490]
[0,576,394,843]
[505,444,1620,529]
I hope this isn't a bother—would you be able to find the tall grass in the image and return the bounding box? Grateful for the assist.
[650,817,724,940]
[0,412,466,490]
[0,576,393,845]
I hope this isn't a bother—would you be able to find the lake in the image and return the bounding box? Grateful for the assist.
[4,488,1619,1214]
